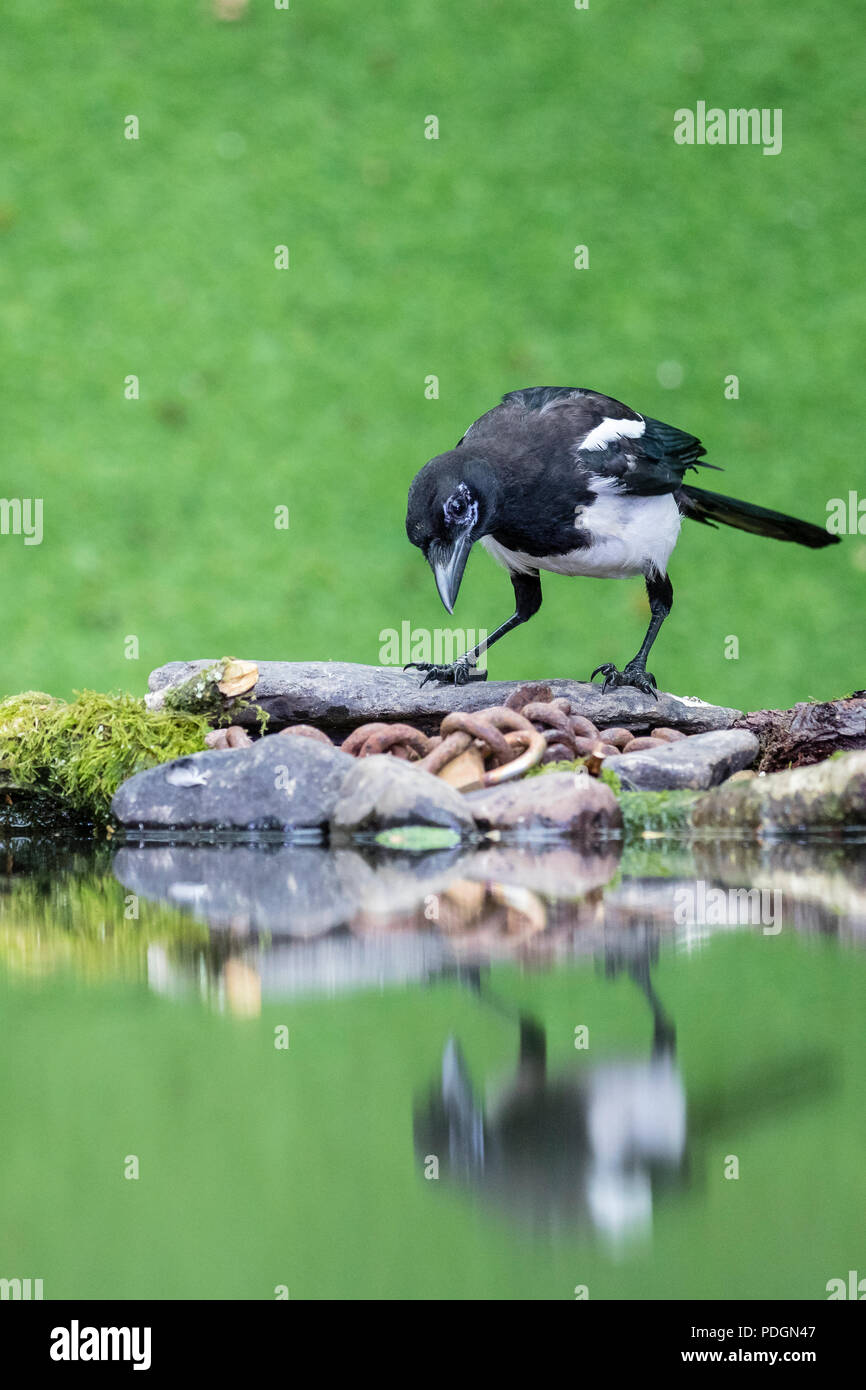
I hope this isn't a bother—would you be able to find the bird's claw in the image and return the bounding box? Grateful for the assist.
[403,658,488,687]
[590,662,659,700]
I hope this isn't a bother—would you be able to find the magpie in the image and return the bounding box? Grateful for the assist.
[404,386,839,694]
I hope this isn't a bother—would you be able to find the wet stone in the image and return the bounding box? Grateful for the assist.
[692,749,866,833]
[604,729,759,792]
[329,754,476,840]
[111,734,355,832]
[465,770,622,838]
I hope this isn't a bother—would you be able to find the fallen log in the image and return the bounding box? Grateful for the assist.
[735,692,866,772]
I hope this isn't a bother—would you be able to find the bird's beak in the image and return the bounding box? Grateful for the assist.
[428,532,473,614]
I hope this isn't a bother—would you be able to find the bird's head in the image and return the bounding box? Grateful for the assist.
[406,451,499,613]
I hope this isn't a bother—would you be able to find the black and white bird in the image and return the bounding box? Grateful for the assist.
[405,386,839,694]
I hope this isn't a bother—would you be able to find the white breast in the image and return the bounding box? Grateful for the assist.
[481,484,682,580]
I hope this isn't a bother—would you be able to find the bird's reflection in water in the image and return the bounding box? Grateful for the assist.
[414,939,833,1246]
[415,941,686,1244]
[112,840,838,1216]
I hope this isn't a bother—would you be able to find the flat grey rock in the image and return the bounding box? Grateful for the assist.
[465,770,622,838]
[330,754,476,839]
[111,734,355,832]
[604,729,760,792]
[692,749,866,833]
[146,659,741,736]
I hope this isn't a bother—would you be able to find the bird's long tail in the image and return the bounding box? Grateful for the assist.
[679,484,839,550]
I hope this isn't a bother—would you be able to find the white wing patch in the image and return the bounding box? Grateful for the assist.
[579,415,645,452]
[481,482,681,581]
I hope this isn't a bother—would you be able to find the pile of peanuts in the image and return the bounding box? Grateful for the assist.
[272,707,547,789]
[497,682,686,773]
[204,682,689,785]
[204,725,253,750]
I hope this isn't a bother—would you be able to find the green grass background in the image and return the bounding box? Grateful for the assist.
[1,0,863,709]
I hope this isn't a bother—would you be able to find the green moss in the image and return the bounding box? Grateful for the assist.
[374,826,461,850]
[524,760,624,794]
[162,658,269,732]
[524,758,588,779]
[0,690,211,821]
[599,765,622,795]
[619,789,699,836]
[500,758,698,838]
[162,662,227,718]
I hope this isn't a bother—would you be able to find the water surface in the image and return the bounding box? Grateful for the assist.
[1,831,864,1299]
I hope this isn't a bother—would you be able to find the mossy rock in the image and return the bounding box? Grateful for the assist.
[160,657,268,730]
[524,759,698,836]
[692,750,866,833]
[0,690,212,821]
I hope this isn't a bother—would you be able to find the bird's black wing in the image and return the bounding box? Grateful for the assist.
[456,386,637,447]
[620,411,720,494]
[458,386,719,496]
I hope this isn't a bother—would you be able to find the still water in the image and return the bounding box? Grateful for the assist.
[1,830,864,1300]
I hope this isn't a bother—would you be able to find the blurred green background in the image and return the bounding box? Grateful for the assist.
[1,0,862,710]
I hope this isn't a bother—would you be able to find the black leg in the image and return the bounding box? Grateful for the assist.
[406,571,543,686]
[590,570,673,700]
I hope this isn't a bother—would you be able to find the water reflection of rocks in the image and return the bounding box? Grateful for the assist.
[113,838,847,1244]
[112,836,866,1011]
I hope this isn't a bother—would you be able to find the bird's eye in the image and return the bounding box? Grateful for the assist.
[444,485,474,524]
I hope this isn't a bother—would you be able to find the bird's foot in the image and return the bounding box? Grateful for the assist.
[590,661,659,700]
[403,656,488,687]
